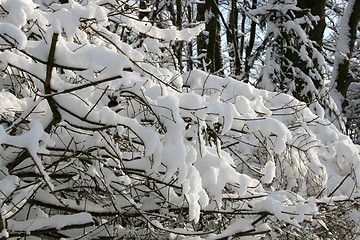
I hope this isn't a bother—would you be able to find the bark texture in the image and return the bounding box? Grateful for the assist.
[334,0,360,101]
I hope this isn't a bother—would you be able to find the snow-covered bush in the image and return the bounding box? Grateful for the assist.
[0,0,360,239]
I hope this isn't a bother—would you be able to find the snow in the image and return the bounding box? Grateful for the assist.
[0,175,19,199]
[209,217,253,239]
[0,230,9,239]
[261,161,276,184]
[0,91,28,119]
[0,0,38,28]
[117,14,205,42]
[0,22,27,50]
[0,122,55,190]
[7,212,93,232]
[335,0,356,55]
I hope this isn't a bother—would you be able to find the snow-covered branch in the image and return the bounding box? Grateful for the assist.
[0,0,359,239]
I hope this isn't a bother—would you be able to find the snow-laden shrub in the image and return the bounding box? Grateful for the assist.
[0,0,359,239]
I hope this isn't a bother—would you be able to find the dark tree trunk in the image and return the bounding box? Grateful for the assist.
[239,10,245,73]
[206,0,223,73]
[197,0,223,74]
[196,1,207,70]
[187,4,194,71]
[227,0,240,75]
[176,0,183,72]
[297,0,326,46]
[139,0,150,20]
[334,0,360,102]
[244,0,257,82]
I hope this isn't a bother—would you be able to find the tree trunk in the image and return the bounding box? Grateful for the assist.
[244,0,257,82]
[197,0,223,74]
[206,0,223,74]
[187,4,194,71]
[297,0,326,46]
[176,0,183,72]
[139,0,150,20]
[333,0,360,105]
[196,1,207,70]
[239,10,245,73]
[227,0,240,75]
